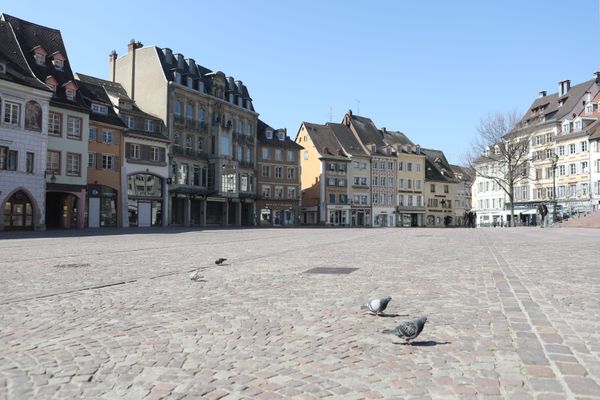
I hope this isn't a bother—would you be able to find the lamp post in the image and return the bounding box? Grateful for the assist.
[551,153,559,224]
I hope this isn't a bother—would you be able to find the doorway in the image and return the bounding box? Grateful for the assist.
[3,191,34,230]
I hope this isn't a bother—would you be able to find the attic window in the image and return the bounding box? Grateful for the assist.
[34,53,45,66]
[91,103,108,114]
[186,76,193,89]
[120,101,132,110]
[415,145,421,154]
[52,59,64,71]
[66,88,76,101]
[277,130,285,141]
[586,104,594,114]
[266,129,273,139]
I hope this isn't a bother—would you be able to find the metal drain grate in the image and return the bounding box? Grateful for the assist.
[303,267,358,275]
[54,263,91,269]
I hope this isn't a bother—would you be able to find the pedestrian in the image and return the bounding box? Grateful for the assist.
[538,202,548,228]
[472,212,477,228]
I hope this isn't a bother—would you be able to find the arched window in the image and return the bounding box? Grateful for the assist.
[24,101,42,131]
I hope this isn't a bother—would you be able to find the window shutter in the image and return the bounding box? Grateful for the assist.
[141,145,150,161]
[114,156,119,171]
[96,153,101,169]
[159,148,166,162]
[97,130,102,143]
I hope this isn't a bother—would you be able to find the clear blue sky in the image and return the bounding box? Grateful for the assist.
[4,0,600,164]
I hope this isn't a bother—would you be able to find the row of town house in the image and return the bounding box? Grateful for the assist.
[1,14,472,231]
[472,74,600,226]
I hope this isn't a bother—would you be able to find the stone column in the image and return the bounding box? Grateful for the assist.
[201,198,207,227]
[224,201,229,226]
[77,189,86,229]
[184,196,191,227]
[236,201,242,226]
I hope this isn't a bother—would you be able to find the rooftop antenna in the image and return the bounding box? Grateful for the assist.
[355,99,360,115]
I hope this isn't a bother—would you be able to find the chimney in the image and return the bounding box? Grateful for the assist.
[382,127,387,133]
[538,90,547,98]
[348,109,353,116]
[595,72,600,83]
[127,40,143,100]
[163,48,173,64]
[109,50,118,82]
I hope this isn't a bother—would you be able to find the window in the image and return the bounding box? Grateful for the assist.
[559,165,565,176]
[91,103,108,114]
[275,186,284,199]
[360,177,367,186]
[558,145,565,156]
[353,177,360,185]
[430,184,435,193]
[197,107,205,123]
[275,166,283,178]
[34,53,45,66]
[174,100,183,119]
[102,130,115,144]
[329,193,336,204]
[581,161,589,173]
[26,152,34,173]
[574,120,582,131]
[66,89,76,101]
[151,147,160,162]
[586,104,594,114]
[245,147,251,162]
[373,176,378,186]
[129,144,140,159]
[415,179,421,190]
[444,185,449,194]
[4,102,20,125]
[66,116,82,139]
[287,167,295,179]
[47,150,60,174]
[569,163,576,175]
[562,122,570,134]
[48,112,61,136]
[416,163,421,172]
[66,153,81,176]
[4,150,18,171]
[398,161,403,171]
[89,127,97,142]
[52,58,64,71]
[339,194,347,204]
[581,141,588,152]
[569,143,576,154]
[219,135,231,156]
[102,154,115,170]
[262,165,270,177]
[304,150,309,160]
[262,185,271,198]
[145,119,155,132]
[88,152,96,168]
[126,115,135,129]
[179,163,189,185]
[186,103,194,122]
[407,162,413,172]
[275,149,283,161]
[266,129,273,139]
[286,150,294,161]
[262,148,270,159]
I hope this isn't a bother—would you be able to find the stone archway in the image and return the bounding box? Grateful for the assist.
[1,188,40,230]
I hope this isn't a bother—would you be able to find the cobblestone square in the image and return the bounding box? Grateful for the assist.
[1,227,600,399]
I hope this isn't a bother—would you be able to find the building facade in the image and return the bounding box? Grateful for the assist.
[3,14,90,230]
[256,121,302,226]
[422,148,461,226]
[0,20,53,231]
[112,42,258,227]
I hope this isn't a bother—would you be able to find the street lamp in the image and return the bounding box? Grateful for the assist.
[551,153,559,224]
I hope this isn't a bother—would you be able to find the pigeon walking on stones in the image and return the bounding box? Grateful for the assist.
[215,258,227,265]
[383,316,428,345]
[189,271,204,281]
[361,296,392,316]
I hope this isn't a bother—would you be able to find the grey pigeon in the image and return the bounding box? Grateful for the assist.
[215,258,227,265]
[189,271,203,281]
[383,316,427,345]
[360,296,392,315]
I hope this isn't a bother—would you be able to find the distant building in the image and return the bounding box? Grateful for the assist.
[256,120,303,226]
[421,148,461,226]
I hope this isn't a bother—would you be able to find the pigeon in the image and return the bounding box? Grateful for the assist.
[383,316,428,345]
[215,258,227,265]
[360,296,392,315]
[189,271,204,281]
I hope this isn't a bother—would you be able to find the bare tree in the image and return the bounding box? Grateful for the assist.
[466,111,532,227]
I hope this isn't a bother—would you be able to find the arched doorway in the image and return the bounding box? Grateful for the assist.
[46,192,79,229]
[3,191,34,230]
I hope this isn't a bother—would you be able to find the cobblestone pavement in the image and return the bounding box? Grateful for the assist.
[1,227,600,399]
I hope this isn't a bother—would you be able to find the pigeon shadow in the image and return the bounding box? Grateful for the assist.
[392,340,451,347]
[367,313,408,318]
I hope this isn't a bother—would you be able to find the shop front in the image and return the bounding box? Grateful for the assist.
[87,185,118,228]
[2,190,38,231]
[45,184,86,229]
[258,201,299,226]
[326,204,350,226]
[351,208,371,227]
[127,173,163,227]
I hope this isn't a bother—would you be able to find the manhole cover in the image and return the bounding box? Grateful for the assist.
[303,267,358,275]
[54,263,91,269]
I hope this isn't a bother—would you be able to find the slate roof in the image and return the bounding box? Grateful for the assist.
[257,119,303,150]
[584,119,600,141]
[519,79,599,128]
[0,21,51,92]
[421,148,459,183]
[347,114,386,149]
[381,129,414,147]
[449,164,474,182]
[302,122,349,160]
[154,46,254,111]
[326,123,368,157]
[75,75,127,128]
[1,14,87,111]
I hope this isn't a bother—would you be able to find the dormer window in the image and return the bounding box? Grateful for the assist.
[34,53,45,66]
[277,130,285,141]
[120,101,132,110]
[585,103,594,114]
[173,71,181,84]
[562,121,570,134]
[197,81,204,93]
[186,77,193,89]
[66,88,76,101]
[265,129,273,139]
[52,59,64,71]
[574,119,582,132]
[415,145,421,155]
[91,103,108,114]
[45,76,58,93]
